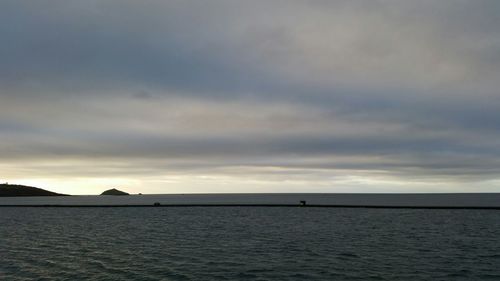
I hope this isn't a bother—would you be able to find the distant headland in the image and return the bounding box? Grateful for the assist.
[0,183,67,197]
[0,183,132,197]
[100,188,129,196]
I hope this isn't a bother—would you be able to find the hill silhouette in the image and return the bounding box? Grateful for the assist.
[101,188,129,196]
[0,184,67,197]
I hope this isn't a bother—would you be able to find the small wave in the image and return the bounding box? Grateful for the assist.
[478,254,500,259]
[445,269,472,277]
[338,252,360,258]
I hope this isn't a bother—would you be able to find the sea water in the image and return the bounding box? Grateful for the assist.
[1,207,499,280]
[1,193,500,207]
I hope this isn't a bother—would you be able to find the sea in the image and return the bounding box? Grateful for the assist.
[1,195,500,280]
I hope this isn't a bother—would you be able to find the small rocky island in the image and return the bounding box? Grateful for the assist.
[100,188,129,196]
[0,183,67,197]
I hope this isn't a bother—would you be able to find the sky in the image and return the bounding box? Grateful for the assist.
[1,1,500,195]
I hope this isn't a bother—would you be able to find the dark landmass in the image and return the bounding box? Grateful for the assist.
[101,188,129,196]
[0,184,68,197]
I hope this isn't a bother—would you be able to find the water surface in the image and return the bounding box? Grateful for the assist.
[1,193,500,207]
[1,207,499,280]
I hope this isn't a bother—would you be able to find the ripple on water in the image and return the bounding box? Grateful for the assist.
[1,207,500,280]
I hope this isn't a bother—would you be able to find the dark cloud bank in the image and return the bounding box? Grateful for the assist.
[1,1,500,193]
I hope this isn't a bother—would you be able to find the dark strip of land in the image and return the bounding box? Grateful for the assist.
[1,204,499,209]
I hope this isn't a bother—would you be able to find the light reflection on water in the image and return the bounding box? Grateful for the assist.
[1,207,500,280]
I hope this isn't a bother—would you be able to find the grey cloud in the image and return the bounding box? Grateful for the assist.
[2,1,499,98]
[2,125,500,177]
[0,1,282,98]
[1,1,500,192]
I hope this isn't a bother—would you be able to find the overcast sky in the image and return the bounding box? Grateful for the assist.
[1,1,500,194]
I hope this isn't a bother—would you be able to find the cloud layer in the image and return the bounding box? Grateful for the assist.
[1,1,500,194]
